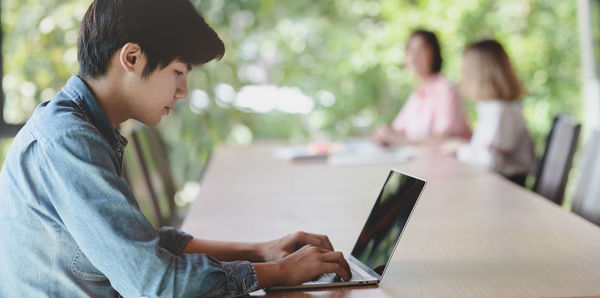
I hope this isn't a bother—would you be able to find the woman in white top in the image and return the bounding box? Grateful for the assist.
[455,39,535,186]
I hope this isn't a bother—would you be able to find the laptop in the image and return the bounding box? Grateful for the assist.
[268,169,426,291]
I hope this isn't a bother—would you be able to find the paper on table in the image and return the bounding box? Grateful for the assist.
[273,146,328,161]
[273,142,341,161]
[328,150,413,166]
[327,140,414,166]
[274,140,414,165]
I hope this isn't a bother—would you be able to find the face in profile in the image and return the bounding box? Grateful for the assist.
[405,35,433,78]
[459,52,476,101]
[127,57,191,126]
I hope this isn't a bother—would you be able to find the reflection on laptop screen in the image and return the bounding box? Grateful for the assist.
[351,170,425,276]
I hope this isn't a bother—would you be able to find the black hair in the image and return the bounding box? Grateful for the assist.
[410,29,443,73]
[77,0,225,79]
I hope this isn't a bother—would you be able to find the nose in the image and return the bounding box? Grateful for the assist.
[175,79,189,100]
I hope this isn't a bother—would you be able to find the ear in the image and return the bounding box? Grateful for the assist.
[119,42,143,74]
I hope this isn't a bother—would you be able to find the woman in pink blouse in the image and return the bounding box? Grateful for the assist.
[372,30,471,145]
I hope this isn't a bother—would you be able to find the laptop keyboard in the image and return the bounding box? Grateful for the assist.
[313,263,370,283]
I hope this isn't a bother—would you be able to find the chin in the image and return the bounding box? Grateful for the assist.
[148,119,162,127]
[137,117,161,127]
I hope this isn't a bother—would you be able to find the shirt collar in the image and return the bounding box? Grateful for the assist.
[416,74,441,98]
[61,75,128,155]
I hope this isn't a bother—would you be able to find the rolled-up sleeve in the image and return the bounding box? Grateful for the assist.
[158,227,193,255]
[38,129,258,297]
[222,261,259,296]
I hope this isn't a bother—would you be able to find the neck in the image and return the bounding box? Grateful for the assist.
[417,72,437,88]
[419,72,437,82]
[82,75,129,128]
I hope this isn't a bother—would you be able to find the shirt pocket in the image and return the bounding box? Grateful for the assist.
[70,248,108,281]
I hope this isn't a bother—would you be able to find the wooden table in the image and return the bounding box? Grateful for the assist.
[181,143,600,297]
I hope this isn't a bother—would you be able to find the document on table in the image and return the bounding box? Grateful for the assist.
[327,140,414,166]
[273,140,414,166]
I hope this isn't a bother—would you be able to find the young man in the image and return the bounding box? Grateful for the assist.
[0,0,350,296]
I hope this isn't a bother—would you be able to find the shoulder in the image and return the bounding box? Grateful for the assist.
[430,75,456,92]
[433,74,454,87]
[481,100,523,120]
[427,75,459,102]
[477,99,517,113]
[26,92,113,161]
[478,100,526,131]
[29,91,101,144]
[475,101,506,127]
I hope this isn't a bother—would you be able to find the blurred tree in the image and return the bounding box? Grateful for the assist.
[0,0,582,193]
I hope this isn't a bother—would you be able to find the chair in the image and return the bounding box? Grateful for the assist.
[122,123,178,227]
[571,128,600,226]
[533,114,581,205]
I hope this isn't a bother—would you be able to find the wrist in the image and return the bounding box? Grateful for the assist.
[249,241,267,262]
[254,261,285,289]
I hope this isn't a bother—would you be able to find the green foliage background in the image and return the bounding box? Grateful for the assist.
[0,0,581,190]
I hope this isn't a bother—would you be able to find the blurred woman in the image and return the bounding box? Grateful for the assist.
[372,29,471,146]
[455,39,535,186]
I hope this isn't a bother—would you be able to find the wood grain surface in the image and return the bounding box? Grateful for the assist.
[181,143,600,297]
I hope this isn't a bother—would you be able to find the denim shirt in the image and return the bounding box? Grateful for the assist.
[0,75,258,297]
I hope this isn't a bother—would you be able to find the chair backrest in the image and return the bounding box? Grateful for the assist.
[122,124,177,227]
[533,115,581,205]
[571,128,600,226]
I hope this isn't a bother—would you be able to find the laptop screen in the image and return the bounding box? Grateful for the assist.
[351,170,426,276]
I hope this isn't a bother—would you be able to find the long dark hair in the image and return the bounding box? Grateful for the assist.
[409,29,443,73]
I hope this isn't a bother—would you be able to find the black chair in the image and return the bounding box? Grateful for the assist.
[533,115,581,205]
[122,124,178,227]
[571,128,600,226]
